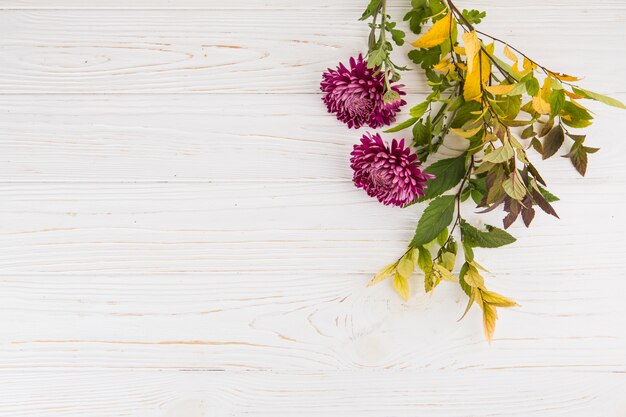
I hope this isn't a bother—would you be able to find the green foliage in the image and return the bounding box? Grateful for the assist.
[461,221,516,248]
[418,154,467,200]
[409,195,455,246]
[362,0,623,340]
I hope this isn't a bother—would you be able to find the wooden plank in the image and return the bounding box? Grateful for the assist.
[0,181,624,274]
[0,370,624,417]
[0,267,624,370]
[0,9,623,94]
[0,0,623,9]
[1,94,624,181]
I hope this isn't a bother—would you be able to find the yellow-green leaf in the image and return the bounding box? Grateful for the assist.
[483,142,514,163]
[572,87,626,109]
[393,272,410,301]
[464,265,485,289]
[502,172,527,200]
[411,13,452,49]
[481,290,518,308]
[432,263,454,282]
[482,301,498,342]
[451,125,483,139]
[484,83,515,95]
[397,249,417,278]
[368,262,396,286]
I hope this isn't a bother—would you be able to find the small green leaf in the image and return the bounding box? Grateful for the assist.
[436,227,448,246]
[412,121,431,146]
[418,155,467,200]
[461,221,517,248]
[549,89,566,118]
[502,172,527,200]
[384,117,418,133]
[537,185,559,203]
[410,101,430,118]
[360,0,382,20]
[410,195,456,247]
[572,87,626,109]
[483,142,514,163]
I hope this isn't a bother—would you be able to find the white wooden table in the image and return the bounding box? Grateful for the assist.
[0,1,625,416]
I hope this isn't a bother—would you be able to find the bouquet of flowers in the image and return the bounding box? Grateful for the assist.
[321,0,624,340]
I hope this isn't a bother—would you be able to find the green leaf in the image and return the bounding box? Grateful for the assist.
[549,89,566,118]
[572,87,626,109]
[538,185,559,202]
[461,221,517,248]
[526,78,540,96]
[391,29,406,46]
[461,9,486,25]
[542,125,564,160]
[410,195,456,247]
[416,245,432,273]
[367,47,387,68]
[413,120,431,146]
[418,155,466,200]
[360,0,382,20]
[408,47,441,69]
[384,117,418,133]
[410,101,430,118]
[483,142,514,163]
[436,227,448,246]
[502,172,527,200]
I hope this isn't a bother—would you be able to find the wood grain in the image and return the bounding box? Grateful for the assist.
[1,181,624,274]
[0,370,623,417]
[1,0,625,414]
[1,94,624,181]
[0,8,624,94]
[1,0,623,9]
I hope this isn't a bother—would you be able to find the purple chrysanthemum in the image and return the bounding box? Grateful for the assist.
[350,133,434,207]
[321,55,406,129]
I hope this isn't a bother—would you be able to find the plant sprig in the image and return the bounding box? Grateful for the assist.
[361,0,409,101]
[367,0,625,341]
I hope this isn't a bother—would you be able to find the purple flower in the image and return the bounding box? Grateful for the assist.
[321,55,406,129]
[350,133,434,207]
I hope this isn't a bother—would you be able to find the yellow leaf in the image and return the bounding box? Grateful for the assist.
[531,77,552,115]
[503,45,522,74]
[463,57,482,102]
[481,290,518,308]
[462,31,480,72]
[464,265,485,289]
[503,45,517,63]
[396,250,417,279]
[433,58,454,73]
[412,13,452,49]
[484,83,515,95]
[482,301,498,342]
[393,272,410,301]
[432,263,453,282]
[549,71,581,82]
[453,46,466,55]
[565,90,584,100]
[531,95,550,115]
[451,125,483,139]
[368,262,396,287]
[481,44,493,84]
[522,57,537,73]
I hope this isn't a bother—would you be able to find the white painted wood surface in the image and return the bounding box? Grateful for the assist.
[0,0,625,415]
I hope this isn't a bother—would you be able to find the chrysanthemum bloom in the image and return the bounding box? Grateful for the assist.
[350,133,434,207]
[321,55,406,129]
